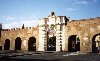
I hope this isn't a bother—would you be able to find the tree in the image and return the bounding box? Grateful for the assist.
[22,24,25,29]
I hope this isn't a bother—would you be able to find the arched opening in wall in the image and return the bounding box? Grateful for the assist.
[47,36,56,51]
[68,35,80,52]
[15,37,22,50]
[92,33,100,53]
[4,39,10,50]
[28,37,36,51]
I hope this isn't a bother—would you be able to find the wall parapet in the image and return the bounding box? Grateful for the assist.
[67,17,100,26]
[1,26,36,32]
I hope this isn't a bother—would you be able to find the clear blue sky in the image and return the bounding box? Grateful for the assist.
[0,0,100,29]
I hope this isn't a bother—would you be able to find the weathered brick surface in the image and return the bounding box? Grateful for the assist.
[0,15,100,52]
[0,27,39,50]
[65,18,100,52]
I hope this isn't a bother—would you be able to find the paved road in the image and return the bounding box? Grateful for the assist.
[0,50,100,61]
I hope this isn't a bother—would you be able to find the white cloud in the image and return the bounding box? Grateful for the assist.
[74,0,97,5]
[3,20,39,29]
[3,22,20,29]
[75,1,89,5]
[3,16,14,20]
[20,20,38,27]
[67,8,78,11]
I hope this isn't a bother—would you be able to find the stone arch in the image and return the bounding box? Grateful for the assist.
[28,37,36,51]
[68,35,80,52]
[92,33,100,53]
[4,39,10,50]
[15,37,22,50]
[47,36,56,51]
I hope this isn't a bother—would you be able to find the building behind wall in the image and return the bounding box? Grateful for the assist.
[0,12,100,52]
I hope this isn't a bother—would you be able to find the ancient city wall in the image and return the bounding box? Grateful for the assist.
[65,17,100,52]
[0,14,100,52]
[0,27,39,51]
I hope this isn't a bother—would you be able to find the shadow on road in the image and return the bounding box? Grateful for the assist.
[0,58,62,61]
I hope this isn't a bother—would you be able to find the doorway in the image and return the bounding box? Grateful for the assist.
[68,35,80,52]
[28,37,36,51]
[15,37,22,50]
[92,34,100,53]
[4,39,10,50]
[47,36,56,51]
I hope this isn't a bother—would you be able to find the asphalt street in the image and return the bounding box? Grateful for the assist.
[0,50,100,61]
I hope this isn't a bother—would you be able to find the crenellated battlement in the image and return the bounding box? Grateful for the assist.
[67,17,100,26]
[2,29,10,31]
[1,17,100,32]
[1,26,37,31]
